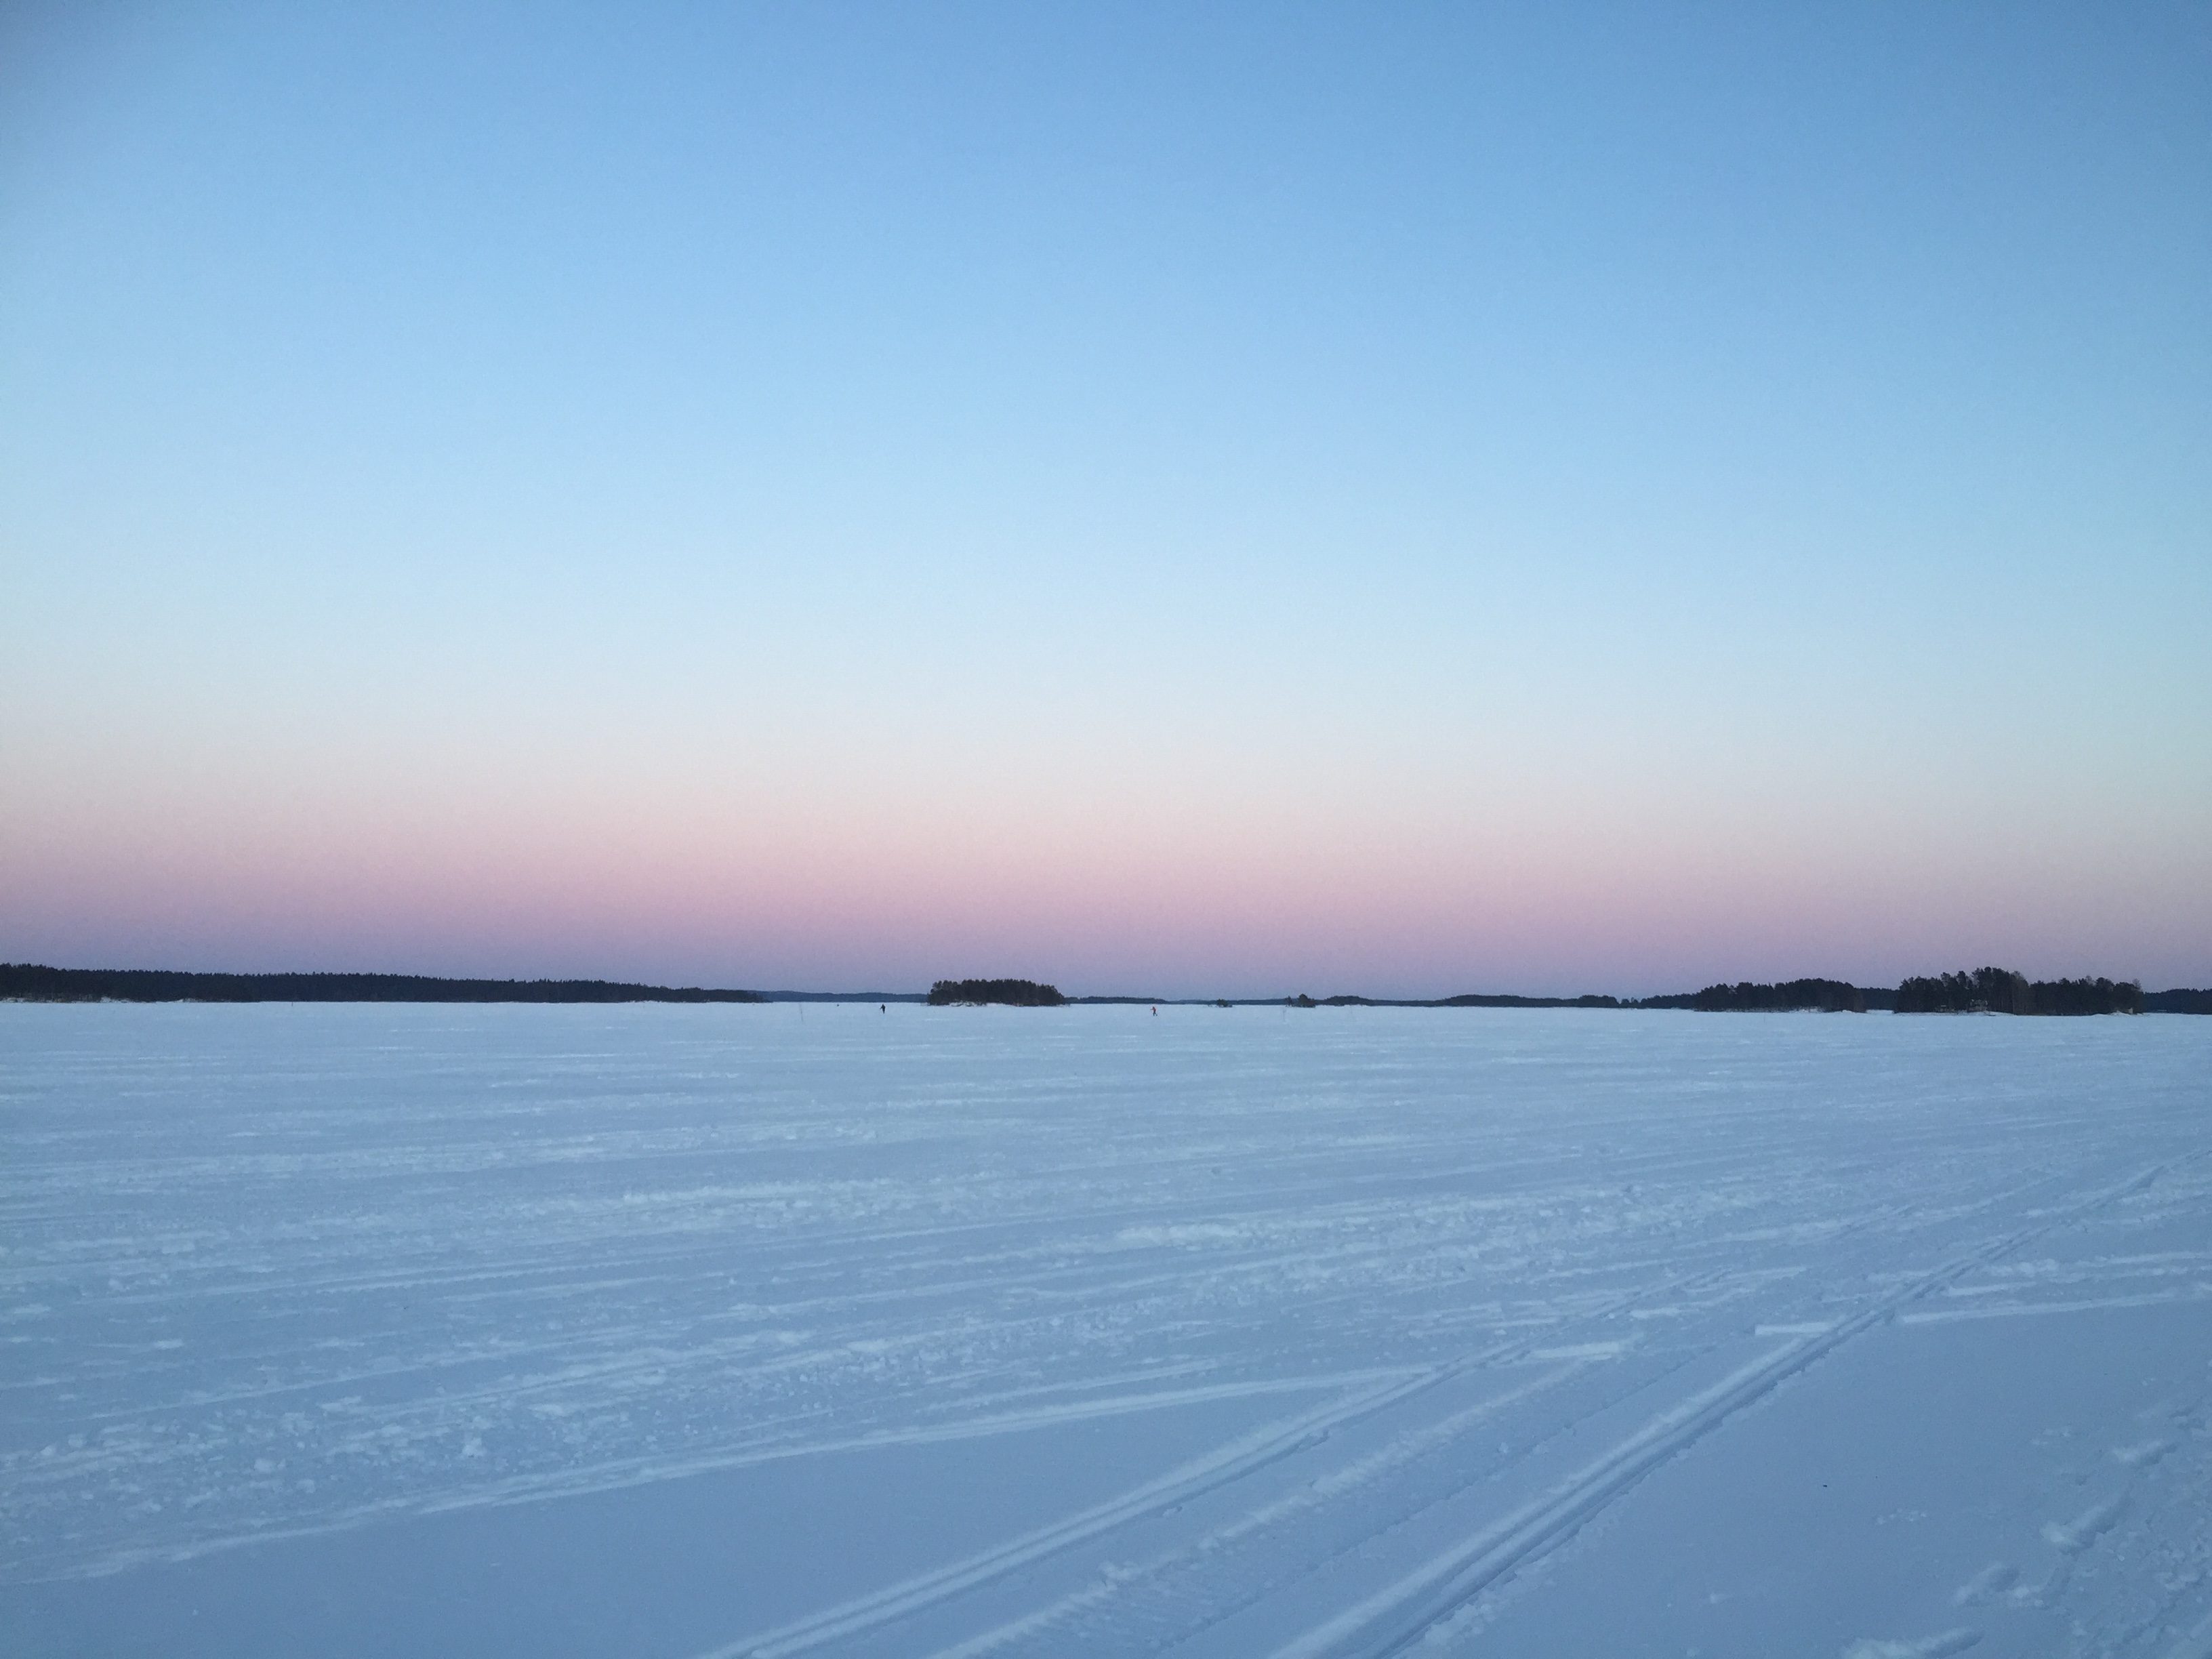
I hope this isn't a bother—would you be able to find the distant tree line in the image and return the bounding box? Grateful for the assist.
[2144,987,2212,1015]
[0,964,763,1004]
[10,961,2199,1014]
[927,978,1065,1006]
[1894,968,2142,1016]
[1282,992,1624,1008]
[1671,970,2169,1015]
[1690,979,1867,1012]
[1416,993,1622,1008]
[1081,983,2197,1014]
[1072,993,1625,1007]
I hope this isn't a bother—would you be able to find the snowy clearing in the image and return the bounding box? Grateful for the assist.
[3,1004,2207,1656]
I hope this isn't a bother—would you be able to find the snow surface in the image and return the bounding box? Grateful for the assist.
[3,1003,2208,1658]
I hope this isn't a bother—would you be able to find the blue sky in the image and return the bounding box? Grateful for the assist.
[3,2,2207,994]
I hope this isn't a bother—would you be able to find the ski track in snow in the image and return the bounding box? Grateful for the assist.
[3,1004,2209,1657]
[1267,1189,2142,1659]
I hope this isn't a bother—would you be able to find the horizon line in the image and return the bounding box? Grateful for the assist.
[4,962,2199,1008]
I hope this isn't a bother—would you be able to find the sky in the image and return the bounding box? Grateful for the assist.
[3,2,2207,998]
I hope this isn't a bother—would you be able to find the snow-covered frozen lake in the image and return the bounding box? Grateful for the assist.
[3,1004,2207,1658]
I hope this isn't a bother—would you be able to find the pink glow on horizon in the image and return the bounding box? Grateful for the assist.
[7,770,2203,996]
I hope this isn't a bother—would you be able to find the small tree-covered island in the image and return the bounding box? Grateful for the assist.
[1683,979,1868,1012]
[1893,966,2143,1015]
[1671,968,2149,1015]
[926,978,1067,1006]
